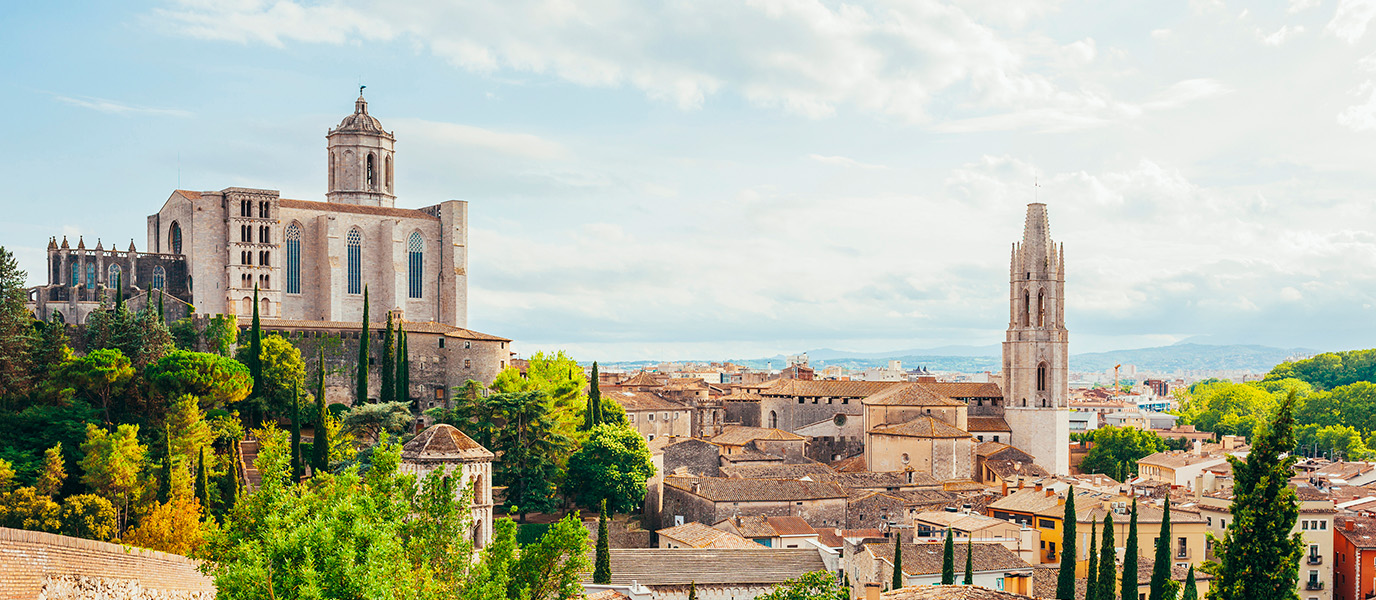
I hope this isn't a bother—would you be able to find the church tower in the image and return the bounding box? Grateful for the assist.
[1001,203,1070,475]
[326,93,397,207]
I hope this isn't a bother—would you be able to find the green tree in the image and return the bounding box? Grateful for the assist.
[85,294,173,372]
[195,446,209,515]
[1086,520,1099,599]
[492,351,587,446]
[428,380,498,448]
[58,348,134,425]
[397,328,410,407]
[34,444,66,498]
[1149,499,1173,600]
[492,390,572,521]
[356,285,370,404]
[235,334,306,419]
[1098,514,1116,600]
[381,312,396,404]
[204,314,236,357]
[1177,380,1278,438]
[1080,426,1167,479]
[1056,487,1077,600]
[892,535,903,589]
[566,424,656,513]
[145,350,253,412]
[584,362,603,430]
[962,535,973,585]
[1182,565,1198,600]
[0,247,33,400]
[78,423,146,533]
[1269,349,1376,390]
[249,284,263,401]
[688,582,696,600]
[158,429,173,504]
[290,383,302,482]
[510,512,591,600]
[1123,498,1139,600]
[59,494,117,541]
[341,401,413,440]
[594,499,611,584]
[1206,391,1304,600]
[25,318,71,393]
[756,571,848,600]
[220,439,240,514]
[312,349,329,475]
[942,528,955,584]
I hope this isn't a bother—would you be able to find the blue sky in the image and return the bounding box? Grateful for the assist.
[4,0,1376,361]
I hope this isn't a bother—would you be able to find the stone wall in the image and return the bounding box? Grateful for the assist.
[0,527,214,600]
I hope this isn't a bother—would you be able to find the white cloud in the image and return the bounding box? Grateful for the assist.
[1328,0,1376,43]
[1291,0,1322,12]
[52,94,191,117]
[1257,24,1306,45]
[390,118,566,160]
[807,154,889,169]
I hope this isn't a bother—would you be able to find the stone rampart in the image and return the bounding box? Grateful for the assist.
[0,527,214,600]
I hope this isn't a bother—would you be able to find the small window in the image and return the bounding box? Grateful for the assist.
[464,359,471,369]
[465,341,471,349]
[648,413,655,421]
[439,338,445,348]
[434,388,443,400]
[1321,521,1328,530]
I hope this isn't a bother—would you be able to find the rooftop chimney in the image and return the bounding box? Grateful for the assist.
[1347,520,1355,531]
[1035,482,1044,492]
[865,582,881,600]
[692,481,701,494]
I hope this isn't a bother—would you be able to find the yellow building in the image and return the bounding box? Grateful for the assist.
[1067,497,1209,579]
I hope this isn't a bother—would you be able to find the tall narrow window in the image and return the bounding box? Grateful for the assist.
[70,262,79,287]
[108,264,121,286]
[1022,290,1030,326]
[1037,362,1048,392]
[85,263,95,288]
[1038,289,1046,327]
[407,232,423,299]
[386,155,393,192]
[285,224,301,294]
[329,152,336,190]
[347,228,362,294]
[170,222,183,254]
[366,154,376,189]
[260,225,270,244]
[152,266,166,290]
[259,201,269,218]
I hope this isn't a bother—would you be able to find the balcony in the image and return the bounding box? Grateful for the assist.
[1308,554,1324,565]
[1175,549,1192,560]
[1306,580,1325,591]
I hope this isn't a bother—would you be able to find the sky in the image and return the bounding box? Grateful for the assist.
[3,0,1376,362]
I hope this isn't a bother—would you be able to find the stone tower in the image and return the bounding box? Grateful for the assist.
[326,93,397,207]
[1001,203,1070,475]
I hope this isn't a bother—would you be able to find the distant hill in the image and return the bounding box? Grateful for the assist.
[598,342,1316,376]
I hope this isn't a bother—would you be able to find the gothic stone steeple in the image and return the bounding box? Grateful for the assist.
[326,93,397,207]
[1001,202,1070,475]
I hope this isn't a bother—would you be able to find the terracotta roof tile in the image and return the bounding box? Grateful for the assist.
[881,586,1035,600]
[758,379,905,398]
[656,522,758,549]
[873,542,1032,577]
[174,189,202,199]
[719,463,837,479]
[967,416,1013,432]
[870,416,973,439]
[584,548,826,586]
[665,476,847,502]
[919,382,1004,399]
[401,424,493,462]
[606,390,686,412]
[864,384,967,407]
[279,198,440,221]
[712,425,806,446]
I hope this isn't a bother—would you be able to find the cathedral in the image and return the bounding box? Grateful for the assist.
[29,95,512,403]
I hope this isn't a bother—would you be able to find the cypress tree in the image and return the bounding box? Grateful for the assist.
[1181,565,1197,600]
[1086,520,1099,600]
[687,583,696,600]
[380,312,395,404]
[892,534,904,589]
[312,348,329,475]
[1098,514,1116,600]
[1123,499,1139,600]
[590,362,602,425]
[223,438,241,511]
[396,328,409,407]
[157,291,165,322]
[594,499,612,584]
[942,527,955,585]
[158,428,172,504]
[115,273,124,311]
[356,286,369,404]
[1208,391,1304,600]
[290,381,302,482]
[195,446,209,515]
[1056,487,1077,600]
[963,535,974,585]
[1148,498,1172,600]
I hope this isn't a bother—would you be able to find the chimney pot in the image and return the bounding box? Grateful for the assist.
[1347,520,1355,531]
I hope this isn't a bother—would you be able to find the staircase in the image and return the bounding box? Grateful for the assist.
[239,438,262,492]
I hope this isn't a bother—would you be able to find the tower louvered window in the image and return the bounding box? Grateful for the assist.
[407,232,423,299]
[285,224,301,294]
[347,228,362,294]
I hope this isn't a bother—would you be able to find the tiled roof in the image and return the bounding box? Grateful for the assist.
[587,548,826,585]
[870,416,973,439]
[719,447,785,463]
[401,424,493,462]
[246,317,511,341]
[893,489,961,507]
[173,189,202,199]
[719,463,837,480]
[768,516,817,536]
[1337,517,1376,548]
[985,460,1050,480]
[920,382,1004,399]
[1076,502,1204,525]
[967,416,1013,432]
[872,542,1032,577]
[585,590,629,600]
[758,379,904,398]
[656,522,758,549]
[607,390,685,412]
[721,390,765,401]
[813,470,940,489]
[618,371,662,387]
[911,510,1019,533]
[279,198,440,221]
[832,454,867,472]
[1032,566,1085,600]
[712,426,806,446]
[715,515,778,538]
[882,585,1036,600]
[987,488,1071,515]
[978,444,1035,463]
[664,378,709,390]
[864,384,967,407]
[443,328,513,341]
[665,476,847,502]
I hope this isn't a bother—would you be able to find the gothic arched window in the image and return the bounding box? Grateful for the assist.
[170,222,183,254]
[407,231,424,299]
[1022,290,1030,326]
[152,266,166,290]
[1037,362,1048,392]
[85,263,96,289]
[347,228,362,294]
[366,154,376,190]
[70,262,79,287]
[769,410,778,429]
[285,224,301,294]
[108,264,121,286]
[385,155,393,192]
[1038,289,1046,327]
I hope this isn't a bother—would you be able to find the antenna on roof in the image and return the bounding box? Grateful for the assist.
[1034,176,1040,202]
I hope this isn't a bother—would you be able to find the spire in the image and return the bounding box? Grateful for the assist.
[94,238,103,251]
[60,236,69,249]
[128,239,137,253]
[77,236,85,250]
[47,237,57,251]
[1020,203,1054,276]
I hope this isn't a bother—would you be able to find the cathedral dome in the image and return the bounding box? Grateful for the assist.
[331,95,391,137]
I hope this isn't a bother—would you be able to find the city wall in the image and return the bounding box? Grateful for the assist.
[0,527,214,600]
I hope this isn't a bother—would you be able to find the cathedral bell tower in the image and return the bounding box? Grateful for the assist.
[1001,203,1071,475]
[326,93,397,207]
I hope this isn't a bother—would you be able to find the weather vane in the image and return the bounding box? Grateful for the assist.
[360,84,366,96]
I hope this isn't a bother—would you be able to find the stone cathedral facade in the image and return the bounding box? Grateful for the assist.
[1001,203,1071,475]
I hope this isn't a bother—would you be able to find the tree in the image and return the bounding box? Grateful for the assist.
[1097,515,1116,600]
[1269,349,1376,390]
[396,328,410,407]
[962,535,974,585]
[145,350,253,412]
[892,534,903,589]
[341,401,413,440]
[78,423,146,533]
[1177,380,1278,439]
[58,494,117,541]
[687,582,696,600]
[158,429,173,504]
[290,382,303,482]
[356,285,370,404]
[312,348,329,475]
[1182,565,1198,600]
[235,334,306,420]
[1086,520,1099,599]
[25,318,70,394]
[1149,499,1173,600]
[381,312,396,404]
[195,446,210,515]
[491,390,573,521]
[584,362,603,430]
[1123,499,1139,600]
[123,496,207,555]
[756,571,848,600]
[249,284,263,400]
[510,513,591,600]
[220,439,240,513]
[428,380,498,448]
[1206,391,1304,600]
[942,528,955,584]
[204,314,236,357]
[59,348,134,425]
[594,499,611,584]
[1056,487,1077,600]
[1080,426,1167,479]
[35,444,66,497]
[566,424,656,513]
[0,247,33,400]
[85,294,173,372]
